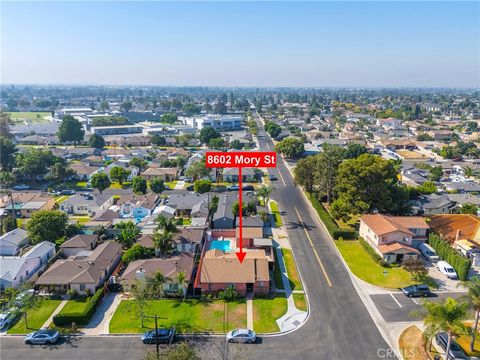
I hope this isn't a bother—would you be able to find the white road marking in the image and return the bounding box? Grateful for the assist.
[390,293,403,308]
[411,298,419,305]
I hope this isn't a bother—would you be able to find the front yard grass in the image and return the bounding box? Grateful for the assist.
[55,195,71,204]
[109,299,246,334]
[7,299,62,334]
[252,294,287,333]
[456,326,480,357]
[165,181,178,189]
[8,112,51,123]
[269,200,283,227]
[281,248,302,291]
[293,293,307,312]
[58,297,91,315]
[335,240,414,288]
[69,216,90,224]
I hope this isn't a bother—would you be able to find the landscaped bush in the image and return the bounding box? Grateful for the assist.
[309,194,357,239]
[53,288,105,326]
[428,233,471,281]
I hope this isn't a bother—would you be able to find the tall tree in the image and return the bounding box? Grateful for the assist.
[115,221,140,248]
[275,137,304,159]
[149,177,166,194]
[57,115,84,146]
[153,229,174,258]
[0,112,14,139]
[15,148,57,181]
[109,166,130,185]
[88,133,106,149]
[132,176,147,194]
[90,172,111,194]
[294,156,317,194]
[0,137,17,171]
[26,210,68,244]
[256,185,273,206]
[199,127,221,145]
[121,100,133,113]
[316,145,345,203]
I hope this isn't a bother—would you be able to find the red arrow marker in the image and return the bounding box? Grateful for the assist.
[236,167,246,263]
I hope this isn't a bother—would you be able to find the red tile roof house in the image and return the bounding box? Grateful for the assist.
[359,214,429,264]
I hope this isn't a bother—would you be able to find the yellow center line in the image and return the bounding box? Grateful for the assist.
[294,207,333,287]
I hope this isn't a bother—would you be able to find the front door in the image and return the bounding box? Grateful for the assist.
[396,254,404,263]
[246,283,253,293]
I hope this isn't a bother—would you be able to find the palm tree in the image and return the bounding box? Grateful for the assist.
[419,298,468,359]
[176,271,188,299]
[256,185,274,206]
[147,271,168,299]
[464,166,474,179]
[461,277,480,352]
[155,215,179,234]
[152,229,174,258]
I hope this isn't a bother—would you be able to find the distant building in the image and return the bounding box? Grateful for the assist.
[182,115,243,131]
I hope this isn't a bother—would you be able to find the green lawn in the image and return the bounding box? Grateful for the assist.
[7,299,62,334]
[109,299,246,334]
[252,294,287,333]
[8,112,51,123]
[75,181,88,188]
[273,250,285,290]
[58,297,91,314]
[69,216,90,224]
[176,217,192,226]
[110,182,132,189]
[335,240,414,288]
[16,218,29,228]
[281,248,302,291]
[165,181,178,189]
[270,200,283,227]
[293,293,308,312]
[55,195,71,204]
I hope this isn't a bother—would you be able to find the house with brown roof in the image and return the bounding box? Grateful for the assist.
[36,241,122,294]
[68,163,100,181]
[60,234,98,257]
[428,214,480,245]
[195,249,270,296]
[141,167,178,181]
[0,191,55,218]
[359,214,429,264]
[137,228,204,254]
[121,253,195,295]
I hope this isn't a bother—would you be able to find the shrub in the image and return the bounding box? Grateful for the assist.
[218,286,239,301]
[309,194,357,239]
[53,288,104,326]
[427,233,471,281]
[359,237,382,263]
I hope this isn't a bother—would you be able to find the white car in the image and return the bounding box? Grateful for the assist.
[226,328,256,343]
[437,261,458,279]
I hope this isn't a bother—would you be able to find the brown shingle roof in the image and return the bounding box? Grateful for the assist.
[60,234,97,249]
[378,242,420,255]
[121,253,194,282]
[200,249,269,284]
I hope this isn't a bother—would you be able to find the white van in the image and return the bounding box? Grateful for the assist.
[419,243,440,263]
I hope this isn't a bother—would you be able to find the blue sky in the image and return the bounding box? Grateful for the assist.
[1,1,479,87]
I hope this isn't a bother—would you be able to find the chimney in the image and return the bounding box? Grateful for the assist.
[456,229,461,242]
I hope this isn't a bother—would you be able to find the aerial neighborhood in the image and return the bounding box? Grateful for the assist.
[1,85,480,359]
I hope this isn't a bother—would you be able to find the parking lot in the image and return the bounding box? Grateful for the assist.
[370,292,468,323]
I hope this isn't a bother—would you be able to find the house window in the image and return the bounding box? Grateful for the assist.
[80,284,85,291]
[208,284,213,291]
[259,282,264,287]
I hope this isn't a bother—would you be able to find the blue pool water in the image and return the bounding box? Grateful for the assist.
[210,240,232,252]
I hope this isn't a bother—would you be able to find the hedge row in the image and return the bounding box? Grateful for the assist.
[53,288,105,326]
[428,233,471,281]
[309,194,357,240]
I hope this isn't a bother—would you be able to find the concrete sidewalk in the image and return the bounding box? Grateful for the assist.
[42,299,68,328]
[174,181,185,190]
[246,293,254,329]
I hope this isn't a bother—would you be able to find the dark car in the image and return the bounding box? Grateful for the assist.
[242,185,254,191]
[401,284,431,298]
[269,174,277,181]
[435,332,468,359]
[140,328,176,344]
[186,185,194,191]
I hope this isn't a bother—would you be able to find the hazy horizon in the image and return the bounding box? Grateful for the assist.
[2,1,479,88]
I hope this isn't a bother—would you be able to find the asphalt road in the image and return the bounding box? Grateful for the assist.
[1,116,398,360]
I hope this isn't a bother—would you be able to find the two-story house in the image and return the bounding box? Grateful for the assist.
[359,214,429,264]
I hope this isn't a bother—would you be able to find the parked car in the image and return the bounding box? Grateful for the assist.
[0,311,15,329]
[24,329,60,345]
[437,261,458,279]
[14,289,35,306]
[13,185,30,190]
[226,328,256,343]
[269,174,277,181]
[419,243,439,263]
[242,185,254,191]
[60,189,76,195]
[140,328,175,344]
[226,185,239,191]
[401,284,431,298]
[435,332,468,359]
[186,185,194,191]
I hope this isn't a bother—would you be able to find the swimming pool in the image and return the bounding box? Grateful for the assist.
[210,240,232,252]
